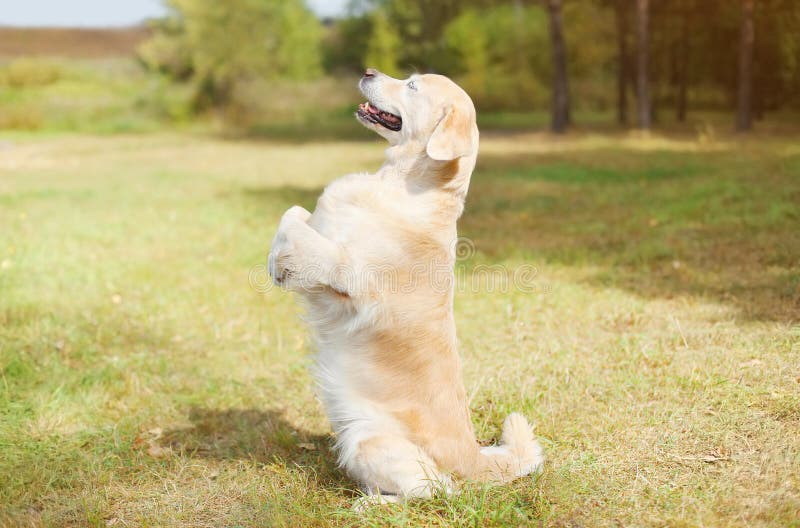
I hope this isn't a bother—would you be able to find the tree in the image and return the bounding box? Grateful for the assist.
[547,0,570,133]
[736,0,755,131]
[381,0,466,72]
[364,9,402,76]
[443,9,490,100]
[613,0,631,125]
[442,4,551,112]
[635,0,651,129]
[322,15,372,74]
[138,0,322,108]
[674,0,690,122]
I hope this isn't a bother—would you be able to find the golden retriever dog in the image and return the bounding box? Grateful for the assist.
[268,69,544,507]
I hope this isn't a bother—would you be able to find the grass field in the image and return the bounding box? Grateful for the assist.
[0,130,798,527]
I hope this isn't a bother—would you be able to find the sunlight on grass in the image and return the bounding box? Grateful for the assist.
[0,132,798,526]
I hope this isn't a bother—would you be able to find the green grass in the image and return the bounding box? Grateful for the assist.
[0,131,798,527]
[0,58,192,133]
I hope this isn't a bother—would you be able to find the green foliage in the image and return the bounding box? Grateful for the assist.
[562,2,616,111]
[346,1,615,112]
[139,0,323,108]
[133,0,800,125]
[379,0,470,72]
[321,15,371,74]
[442,9,489,99]
[137,16,193,80]
[363,9,402,76]
[5,0,800,131]
[275,2,324,80]
[444,5,550,111]
[331,0,800,121]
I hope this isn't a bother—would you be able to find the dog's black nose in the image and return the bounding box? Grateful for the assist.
[363,68,378,79]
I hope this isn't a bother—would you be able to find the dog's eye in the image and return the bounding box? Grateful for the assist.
[406,81,417,91]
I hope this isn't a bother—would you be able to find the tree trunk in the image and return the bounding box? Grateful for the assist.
[736,0,755,132]
[676,1,689,122]
[635,0,651,130]
[615,0,629,126]
[547,0,570,133]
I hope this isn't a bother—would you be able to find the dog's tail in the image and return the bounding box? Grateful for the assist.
[465,413,545,483]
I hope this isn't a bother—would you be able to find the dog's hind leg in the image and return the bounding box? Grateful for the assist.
[343,434,452,509]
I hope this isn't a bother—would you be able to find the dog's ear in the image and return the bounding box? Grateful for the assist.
[426,105,474,161]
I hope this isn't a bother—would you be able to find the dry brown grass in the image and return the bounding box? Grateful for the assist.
[0,27,150,59]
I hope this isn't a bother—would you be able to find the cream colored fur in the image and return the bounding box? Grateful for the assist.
[267,70,544,506]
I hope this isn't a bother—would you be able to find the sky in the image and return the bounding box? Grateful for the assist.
[0,0,349,27]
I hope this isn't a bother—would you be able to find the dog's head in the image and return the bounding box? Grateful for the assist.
[356,69,478,162]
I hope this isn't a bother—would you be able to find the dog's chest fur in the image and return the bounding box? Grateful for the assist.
[307,170,451,257]
[297,168,461,463]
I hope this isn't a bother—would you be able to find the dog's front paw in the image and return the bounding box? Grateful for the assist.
[268,209,320,291]
[284,205,311,223]
[267,229,295,288]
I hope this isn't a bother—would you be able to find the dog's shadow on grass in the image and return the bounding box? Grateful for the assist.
[160,407,348,487]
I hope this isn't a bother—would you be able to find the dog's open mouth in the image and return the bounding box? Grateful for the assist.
[357,102,402,131]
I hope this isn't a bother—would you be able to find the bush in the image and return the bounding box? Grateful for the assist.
[0,58,193,132]
[138,0,324,110]
[137,17,193,80]
[0,105,44,129]
[0,58,61,88]
[223,76,357,128]
[363,10,402,76]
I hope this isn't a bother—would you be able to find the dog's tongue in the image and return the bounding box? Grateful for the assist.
[366,102,380,115]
